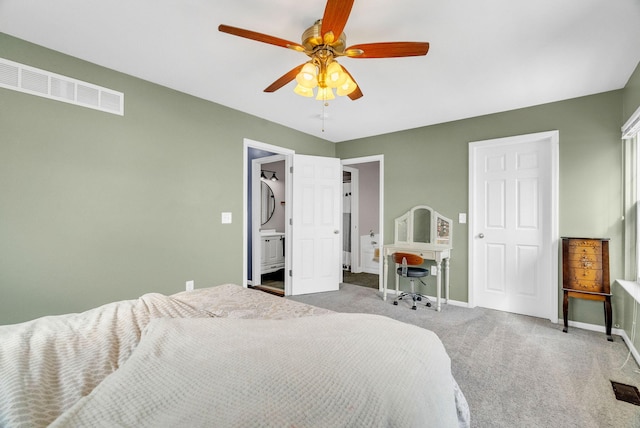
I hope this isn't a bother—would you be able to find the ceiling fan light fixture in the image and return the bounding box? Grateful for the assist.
[325,61,347,88]
[336,75,357,96]
[295,62,318,88]
[294,84,314,97]
[219,0,431,103]
[316,87,335,101]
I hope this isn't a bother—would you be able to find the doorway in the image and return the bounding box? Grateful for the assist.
[243,139,343,297]
[468,131,559,322]
[244,139,294,296]
[252,156,286,296]
[341,156,384,291]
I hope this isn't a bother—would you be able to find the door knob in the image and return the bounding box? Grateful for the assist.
[334,230,340,234]
[479,233,485,239]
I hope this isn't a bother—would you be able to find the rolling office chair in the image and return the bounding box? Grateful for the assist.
[392,252,432,310]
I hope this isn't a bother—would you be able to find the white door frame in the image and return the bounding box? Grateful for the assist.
[251,155,286,288]
[341,155,385,291]
[468,131,559,322]
[342,166,360,273]
[243,139,294,294]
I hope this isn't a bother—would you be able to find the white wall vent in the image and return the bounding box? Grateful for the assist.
[0,57,124,116]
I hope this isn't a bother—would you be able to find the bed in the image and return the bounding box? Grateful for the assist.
[0,284,470,427]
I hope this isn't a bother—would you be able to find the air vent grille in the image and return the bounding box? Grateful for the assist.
[0,57,124,116]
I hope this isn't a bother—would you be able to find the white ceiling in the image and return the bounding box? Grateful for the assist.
[1,0,639,143]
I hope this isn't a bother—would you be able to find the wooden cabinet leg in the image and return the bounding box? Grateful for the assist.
[604,297,613,342]
[563,291,569,333]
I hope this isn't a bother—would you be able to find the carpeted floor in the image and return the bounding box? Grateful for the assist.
[288,283,640,428]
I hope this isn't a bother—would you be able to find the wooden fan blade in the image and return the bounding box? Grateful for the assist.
[341,66,363,101]
[347,85,363,100]
[264,64,305,93]
[218,24,304,51]
[320,0,354,40]
[345,42,430,58]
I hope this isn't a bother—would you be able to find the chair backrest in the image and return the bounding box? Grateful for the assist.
[393,252,424,266]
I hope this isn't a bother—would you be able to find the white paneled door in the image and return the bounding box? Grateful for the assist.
[290,154,342,295]
[470,131,558,321]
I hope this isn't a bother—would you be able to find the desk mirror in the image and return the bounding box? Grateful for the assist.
[393,205,452,248]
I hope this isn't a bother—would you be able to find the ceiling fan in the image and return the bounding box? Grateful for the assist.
[218,0,429,102]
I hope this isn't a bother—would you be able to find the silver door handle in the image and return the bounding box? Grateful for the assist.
[334,230,340,234]
[479,233,485,239]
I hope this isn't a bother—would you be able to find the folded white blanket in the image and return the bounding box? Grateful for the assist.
[51,313,462,427]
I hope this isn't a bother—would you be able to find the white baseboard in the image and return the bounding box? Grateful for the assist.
[383,288,640,365]
[618,329,640,367]
[564,319,640,367]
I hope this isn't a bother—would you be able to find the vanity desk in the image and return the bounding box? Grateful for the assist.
[383,205,453,311]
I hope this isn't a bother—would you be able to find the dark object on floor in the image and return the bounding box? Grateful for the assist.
[343,271,379,289]
[611,381,640,406]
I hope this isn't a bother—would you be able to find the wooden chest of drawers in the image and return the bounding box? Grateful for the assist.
[563,238,609,294]
[561,237,612,341]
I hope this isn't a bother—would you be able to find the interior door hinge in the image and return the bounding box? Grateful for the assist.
[290,166,293,173]
[289,270,292,277]
[289,218,293,225]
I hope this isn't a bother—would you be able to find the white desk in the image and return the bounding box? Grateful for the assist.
[383,244,451,311]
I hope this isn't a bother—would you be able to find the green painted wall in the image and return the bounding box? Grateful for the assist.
[623,62,640,123]
[336,90,625,327]
[2,31,637,335]
[0,34,333,324]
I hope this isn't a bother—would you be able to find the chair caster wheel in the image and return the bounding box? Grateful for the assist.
[393,301,398,306]
[417,296,422,301]
[426,302,432,307]
[411,306,417,310]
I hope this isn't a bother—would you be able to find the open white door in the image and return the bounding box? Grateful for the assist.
[290,154,341,295]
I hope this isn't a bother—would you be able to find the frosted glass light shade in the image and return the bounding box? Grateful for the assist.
[336,75,357,96]
[325,62,347,88]
[294,84,314,97]
[295,63,318,89]
[316,87,335,101]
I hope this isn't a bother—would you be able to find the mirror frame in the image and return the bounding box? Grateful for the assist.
[261,181,275,225]
[393,205,453,248]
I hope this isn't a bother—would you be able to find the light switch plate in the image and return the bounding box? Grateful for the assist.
[221,212,232,224]
[458,213,467,224]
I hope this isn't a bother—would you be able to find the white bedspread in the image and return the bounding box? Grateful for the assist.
[0,292,212,427]
[51,314,462,427]
[0,284,470,427]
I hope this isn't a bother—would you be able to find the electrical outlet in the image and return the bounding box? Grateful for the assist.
[186,280,194,291]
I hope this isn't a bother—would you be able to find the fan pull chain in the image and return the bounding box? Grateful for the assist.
[322,101,326,132]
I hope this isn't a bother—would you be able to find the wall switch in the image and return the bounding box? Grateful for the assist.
[221,212,232,224]
[186,280,194,291]
[458,213,467,224]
